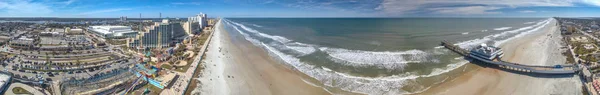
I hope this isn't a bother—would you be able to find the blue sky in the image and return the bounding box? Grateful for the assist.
[1,0,600,18]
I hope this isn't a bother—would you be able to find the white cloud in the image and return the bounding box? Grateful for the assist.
[171,2,203,5]
[377,0,598,15]
[519,10,537,13]
[582,0,600,6]
[0,0,53,17]
[429,6,502,15]
[64,0,77,5]
[78,8,132,15]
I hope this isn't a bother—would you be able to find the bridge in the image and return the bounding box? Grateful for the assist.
[441,41,581,74]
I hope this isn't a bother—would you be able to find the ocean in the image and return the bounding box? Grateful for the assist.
[220,18,552,94]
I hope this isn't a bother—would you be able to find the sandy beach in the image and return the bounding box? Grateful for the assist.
[423,19,583,95]
[192,20,329,95]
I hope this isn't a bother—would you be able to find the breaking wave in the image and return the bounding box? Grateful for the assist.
[285,42,317,56]
[524,21,536,24]
[455,18,551,48]
[319,47,435,70]
[229,21,292,44]
[493,27,512,31]
[221,18,553,94]
[252,24,263,27]
[494,18,552,46]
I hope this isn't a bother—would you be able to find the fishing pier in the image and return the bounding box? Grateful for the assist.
[441,41,581,74]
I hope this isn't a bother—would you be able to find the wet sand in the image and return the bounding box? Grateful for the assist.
[193,20,329,95]
[423,19,583,95]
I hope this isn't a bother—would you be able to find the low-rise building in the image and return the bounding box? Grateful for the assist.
[9,36,36,50]
[88,26,138,39]
[0,36,9,45]
[66,28,84,35]
[0,72,12,94]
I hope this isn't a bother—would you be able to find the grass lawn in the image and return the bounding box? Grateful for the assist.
[161,64,173,70]
[148,61,156,66]
[106,39,127,45]
[12,87,32,94]
[141,83,162,95]
[175,65,190,73]
[174,55,198,73]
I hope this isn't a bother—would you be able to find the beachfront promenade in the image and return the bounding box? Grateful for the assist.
[162,19,218,95]
[441,41,582,75]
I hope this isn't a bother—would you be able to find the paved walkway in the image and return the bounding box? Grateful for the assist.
[166,20,218,95]
[5,83,45,95]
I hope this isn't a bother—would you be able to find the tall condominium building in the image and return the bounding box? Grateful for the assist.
[201,14,207,27]
[182,21,200,35]
[120,16,127,21]
[127,19,187,49]
[188,13,208,29]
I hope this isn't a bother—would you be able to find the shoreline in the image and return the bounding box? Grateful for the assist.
[177,19,218,95]
[423,19,583,94]
[192,20,330,94]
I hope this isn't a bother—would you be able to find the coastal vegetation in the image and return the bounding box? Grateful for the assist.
[12,87,32,94]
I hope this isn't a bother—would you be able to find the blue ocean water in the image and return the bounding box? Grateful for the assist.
[221,18,551,94]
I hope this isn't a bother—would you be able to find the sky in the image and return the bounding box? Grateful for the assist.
[1,0,600,18]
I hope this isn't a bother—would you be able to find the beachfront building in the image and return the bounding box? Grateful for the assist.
[127,19,187,49]
[182,20,200,35]
[188,13,208,30]
[88,26,138,39]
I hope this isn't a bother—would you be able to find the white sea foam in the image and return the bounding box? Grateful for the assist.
[454,57,462,60]
[494,18,552,46]
[492,26,534,38]
[222,19,493,94]
[225,20,262,45]
[493,27,512,31]
[524,21,536,24]
[285,42,317,56]
[455,19,551,48]
[260,42,415,94]
[225,20,431,94]
[461,32,469,35]
[319,47,434,70]
[227,20,318,56]
[229,21,292,44]
[423,61,468,77]
[481,30,488,32]
[252,24,263,27]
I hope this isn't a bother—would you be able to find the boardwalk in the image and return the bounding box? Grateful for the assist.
[441,41,581,74]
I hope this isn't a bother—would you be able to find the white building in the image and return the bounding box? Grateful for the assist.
[88,26,138,39]
[188,13,208,29]
[120,16,127,21]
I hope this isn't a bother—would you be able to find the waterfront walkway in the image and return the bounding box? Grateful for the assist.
[441,41,581,75]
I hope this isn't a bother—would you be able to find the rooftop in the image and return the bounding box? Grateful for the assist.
[0,73,10,89]
[89,26,137,35]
